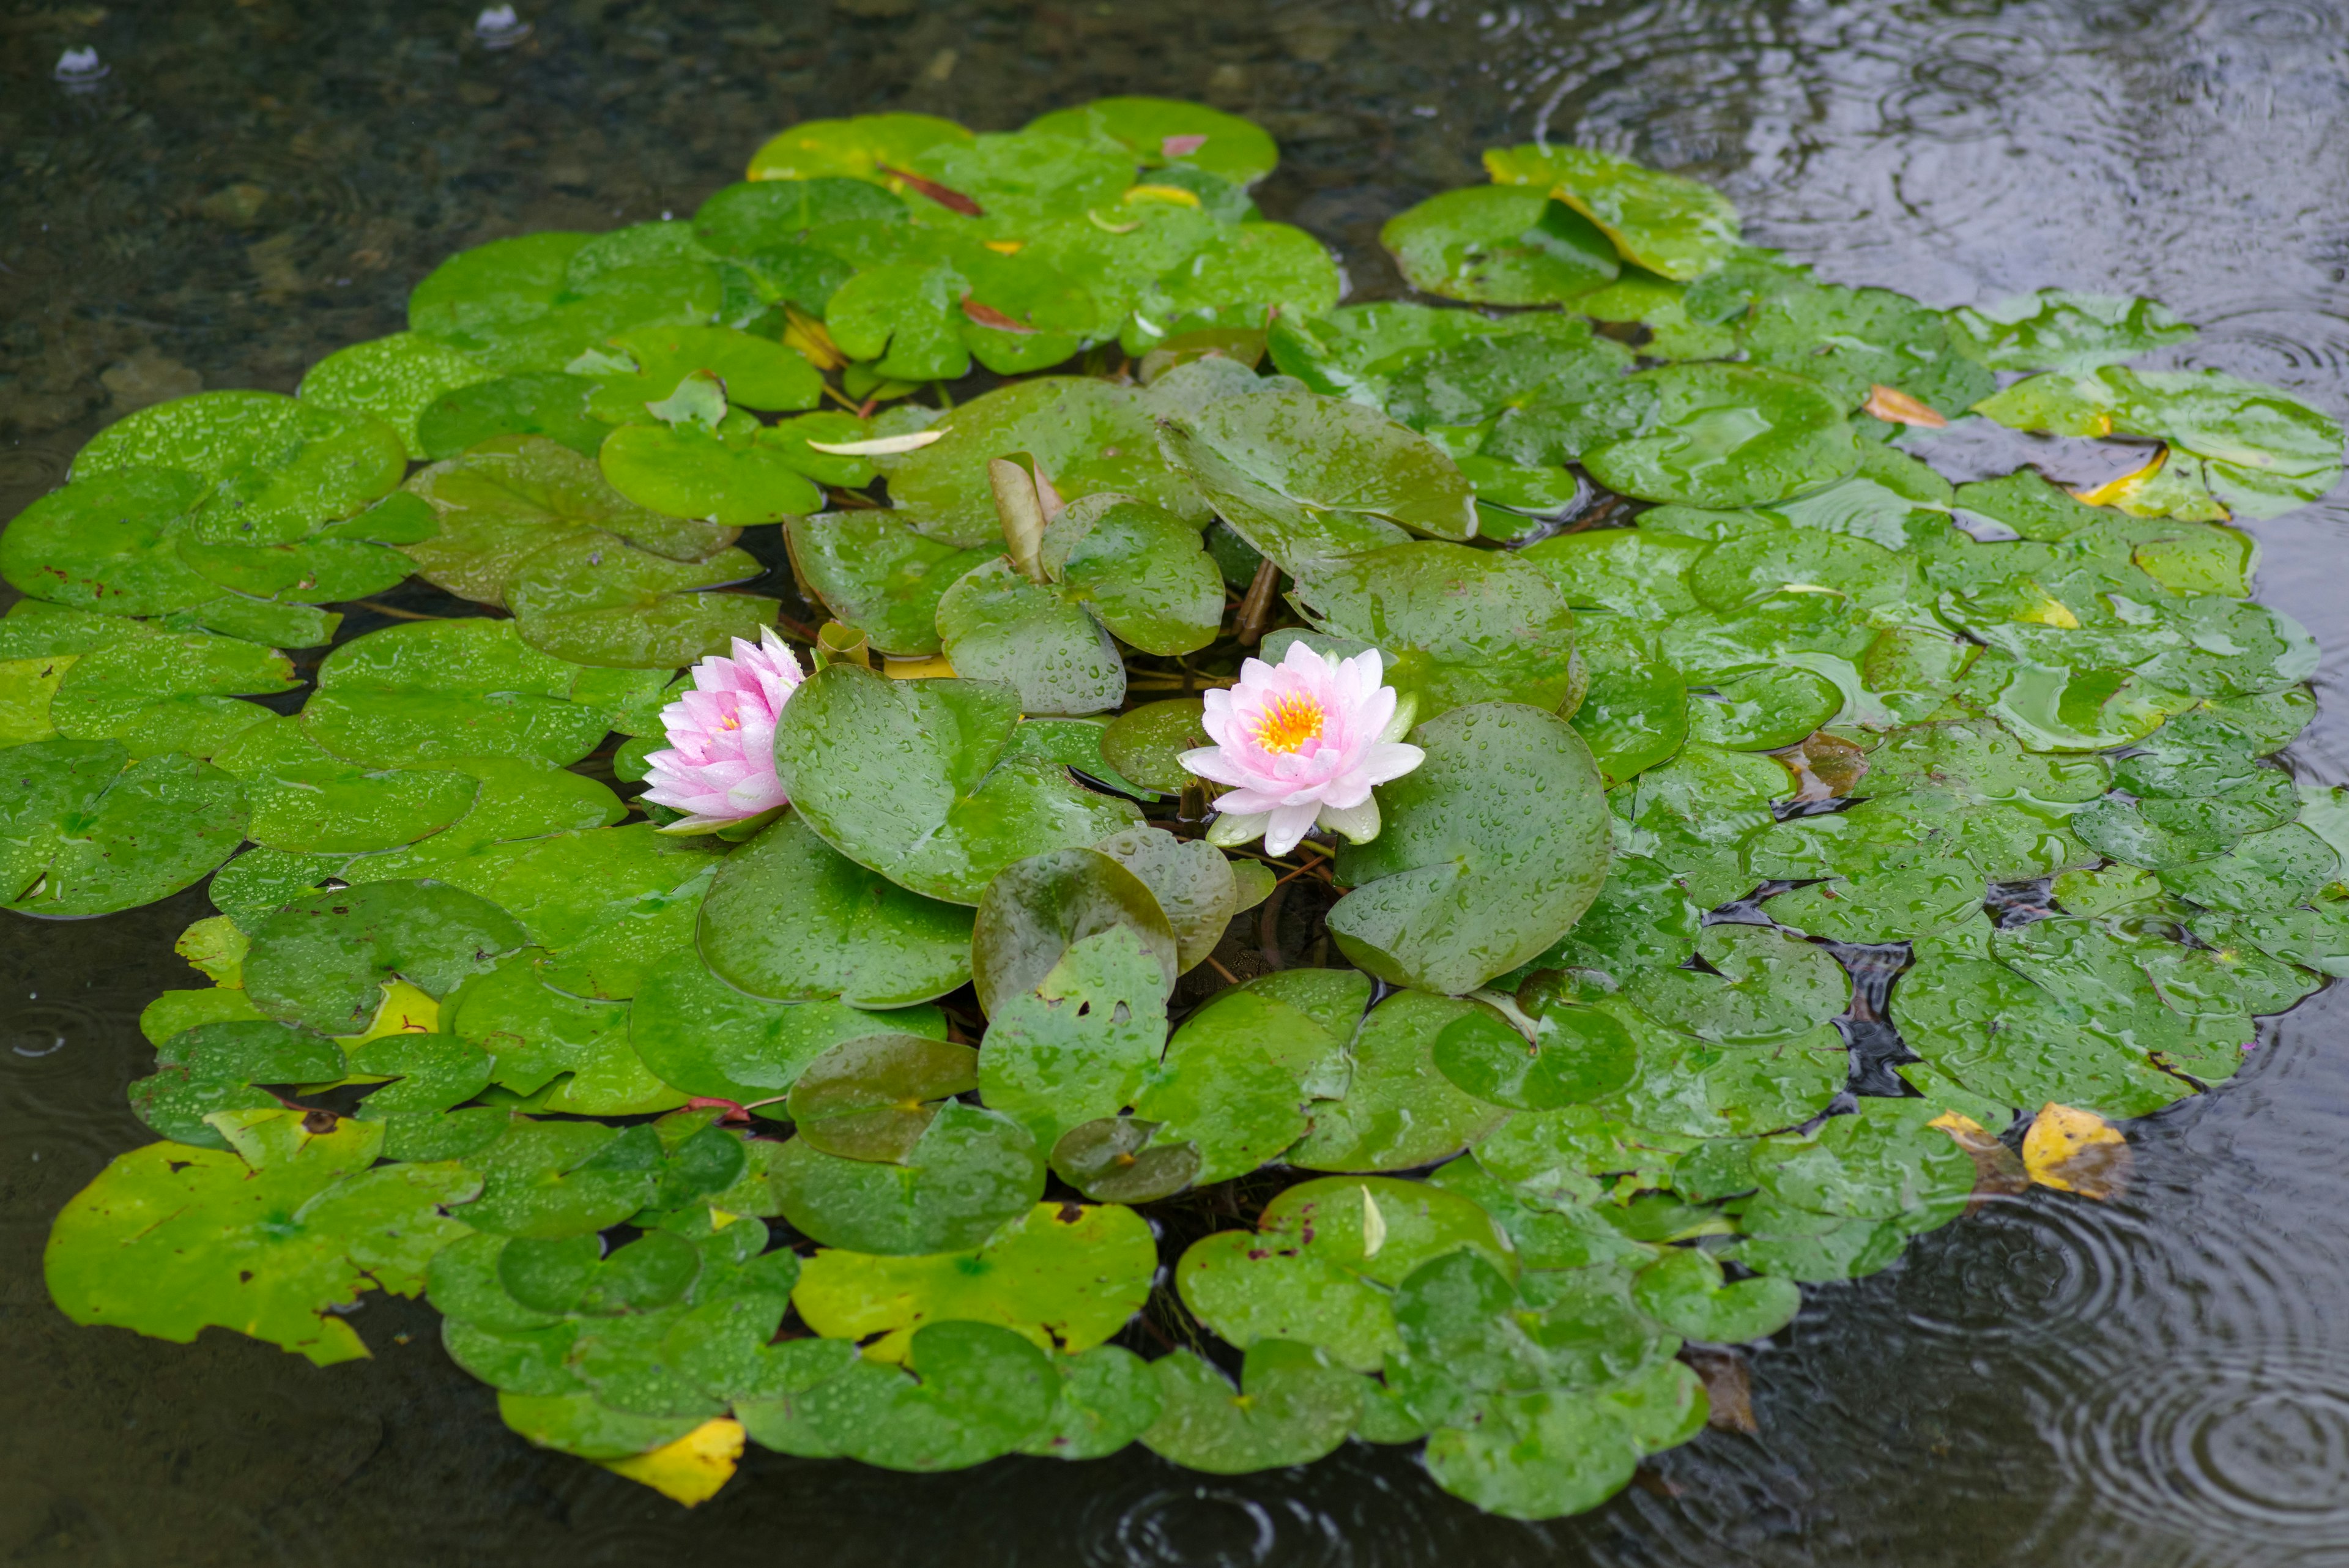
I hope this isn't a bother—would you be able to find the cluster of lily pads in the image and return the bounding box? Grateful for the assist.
[20,97,2349,1520]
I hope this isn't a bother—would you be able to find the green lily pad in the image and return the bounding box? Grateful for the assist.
[297,332,498,459]
[1521,526,1704,620]
[1623,923,1850,1044]
[1948,290,2198,374]
[1734,278,1994,417]
[793,1200,1154,1361]
[1019,1343,1163,1460]
[772,666,1143,905]
[1048,1117,1203,1202]
[1025,97,1278,186]
[453,1120,669,1239]
[1092,825,1241,973]
[629,946,946,1105]
[1973,367,2343,519]
[241,879,528,1034]
[1159,382,1475,571]
[1433,1001,1636,1110]
[785,1033,981,1161]
[884,377,1207,548]
[1140,1341,1362,1474]
[1289,540,1578,717]
[799,1320,1058,1472]
[696,811,974,1007]
[1126,221,1341,349]
[935,557,1128,717]
[1,740,250,917]
[1631,1246,1800,1343]
[46,628,291,759]
[71,390,407,546]
[403,434,739,606]
[746,113,974,183]
[44,1109,474,1365]
[408,230,722,374]
[784,511,996,658]
[1099,699,1209,794]
[1327,701,1613,995]
[211,715,477,853]
[1132,968,1370,1184]
[415,373,615,461]
[302,618,658,769]
[979,923,1171,1146]
[1286,989,1514,1172]
[0,467,226,617]
[1381,185,1619,305]
[507,535,773,668]
[1043,494,1225,656]
[1579,364,1858,510]
[599,419,827,525]
[1483,144,1742,282]
[127,1019,347,1149]
[770,1101,1045,1255]
[1174,1230,1402,1373]
[587,324,823,417]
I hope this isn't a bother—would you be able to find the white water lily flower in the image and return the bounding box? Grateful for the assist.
[1182,643,1425,858]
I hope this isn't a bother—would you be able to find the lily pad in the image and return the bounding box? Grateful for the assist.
[1025,97,1278,186]
[771,666,1143,905]
[2,740,250,917]
[883,377,1207,548]
[629,946,948,1104]
[1286,989,1515,1172]
[1381,186,1619,305]
[770,1102,1045,1255]
[784,511,996,658]
[1327,701,1613,995]
[787,1033,982,1161]
[297,332,499,459]
[242,879,529,1035]
[403,435,739,607]
[793,1200,1154,1361]
[798,1320,1058,1472]
[1290,541,1578,717]
[1579,364,1858,510]
[507,536,773,668]
[415,373,615,461]
[696,811,976,1007]
[303,619,659,769]
[212,715,478,853]
[44,1110,474,1365]
[1140,1341,1362,1474]
[72,390,407,546]
[1159,382,1475,571]
[1483,144,1742,282]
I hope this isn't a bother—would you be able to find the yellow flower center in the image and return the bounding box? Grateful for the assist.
[1252,691,1326,754]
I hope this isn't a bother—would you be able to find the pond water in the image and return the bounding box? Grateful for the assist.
[6,1,2349,1563]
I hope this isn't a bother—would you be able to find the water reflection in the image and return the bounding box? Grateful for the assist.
[6,0,2349,1563]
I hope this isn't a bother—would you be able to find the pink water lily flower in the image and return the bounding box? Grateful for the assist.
[640,627,804,833]
[1183,643,1425,858]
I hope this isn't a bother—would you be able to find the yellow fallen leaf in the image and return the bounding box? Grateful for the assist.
[1123,183,1201,208]
[1862,383,1948,428]
[781,304,845,372]
[2071,446,2232,522]
[338,979,440,1044]
[601,1418,744,1506]
[2012,584,2081,630]
[982,238,1025,255]
[2022,1102,2131,1199]
[1929,1110,2028,1202]
[883,654,957,680]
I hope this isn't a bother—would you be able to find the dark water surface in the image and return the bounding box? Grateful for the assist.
[7,2,2349,1564]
